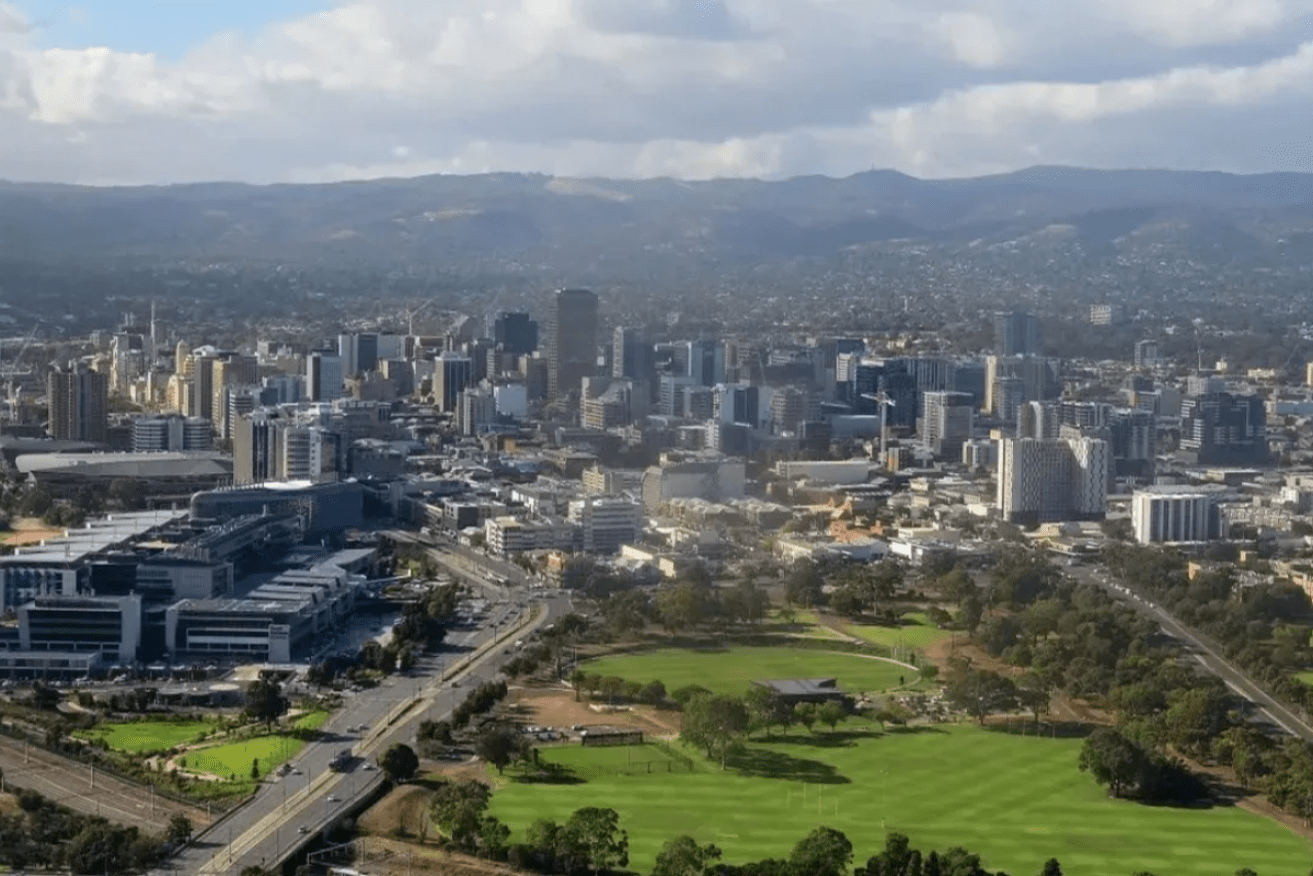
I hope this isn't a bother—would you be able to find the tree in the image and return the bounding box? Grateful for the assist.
[784,560,826,608]
[244,676,288,728]
[817,701,846,732]
[1078,727,1145,798]
[789,826,853,876]
[165,813,192,845]
[945,670,1016,726]
[639,680,668,705]
[794,702,817,734]
[430,780,491,853]
[378,743,419,784]
[652,835,723,876]
[477,725,524,775]
[563,806,629,876]
[656,582,714,632]
[250,758,260,780]
[1016,672,1052,724]
[862,832,917,876]
[681,693,750,768]
[1040,859,1063,876]
[745,684,792,739]
[960,592,984,635]
[1163,685,1232,756]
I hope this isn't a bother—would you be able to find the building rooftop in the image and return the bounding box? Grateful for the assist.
[752,678,844,698]
[172,597,311,615]
[17,451,232,479]
[1,510,188,565]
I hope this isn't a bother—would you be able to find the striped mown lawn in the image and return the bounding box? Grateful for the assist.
[187,734,304,780]
[582,647,907,697]
[844,611,953,650]
[490,724,1313,875]
[73,719,219,753]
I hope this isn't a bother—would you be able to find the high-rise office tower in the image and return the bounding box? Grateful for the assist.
[613,327,654,381]
[189,349,219,421]
[921,391,975,457]
[1179,392,1268,465]
[48,361,109,443]
[1134,340,1160,370]
[338,333,379,378]
[436,353,473,413]
[994,311,1038,356]
[544,288,598,401]
[494,313,538,355]
[210,354,258,437]
[687,338,725,387]
[714,384,759,426]
[306,352,343,403]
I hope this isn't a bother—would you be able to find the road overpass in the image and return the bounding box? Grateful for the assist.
[160,537,572,875]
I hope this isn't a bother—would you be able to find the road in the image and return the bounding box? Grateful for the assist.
[162,536,573,876]
[1072,564,1313,743]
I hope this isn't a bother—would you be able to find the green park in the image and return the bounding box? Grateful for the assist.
[71,709,330,800]
[491,719,1313,876]
[581,646,913,697]
[73,718,221,754]
[477,639,1313,875]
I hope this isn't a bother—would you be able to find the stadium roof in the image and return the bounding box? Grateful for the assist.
[1,510,188,564]
[17,451,232,479]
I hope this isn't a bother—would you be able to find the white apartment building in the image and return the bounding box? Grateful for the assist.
[1131,489,1219,543]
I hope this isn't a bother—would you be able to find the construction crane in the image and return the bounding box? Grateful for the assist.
[1,323,39,424]
[401,296,442,337]
[860,391,896,464]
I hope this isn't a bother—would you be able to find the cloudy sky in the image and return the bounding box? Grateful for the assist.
[1,0,1311,185]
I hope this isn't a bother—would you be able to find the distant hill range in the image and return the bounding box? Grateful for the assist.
[2,166,1311,266]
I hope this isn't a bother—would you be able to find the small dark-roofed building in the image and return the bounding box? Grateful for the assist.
[751,677,846,705]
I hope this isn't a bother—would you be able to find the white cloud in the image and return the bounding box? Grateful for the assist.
[0,2,28,35]
[934,12,1008,69]
[0,0,1311,183]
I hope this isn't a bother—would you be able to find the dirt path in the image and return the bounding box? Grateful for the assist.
[0,734,211,834]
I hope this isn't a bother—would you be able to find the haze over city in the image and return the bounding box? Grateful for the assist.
[3,4,1313,876]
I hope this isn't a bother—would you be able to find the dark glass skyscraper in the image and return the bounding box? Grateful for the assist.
[545,288,598,401]
[494,312,538,355]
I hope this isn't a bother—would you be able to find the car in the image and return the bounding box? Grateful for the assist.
[292,768,303,775]
[298,826,309,834]
[327,795,339,803]
[362,762,375,771]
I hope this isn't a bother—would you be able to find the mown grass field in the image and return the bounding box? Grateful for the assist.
[292,710,330,731]
[73,719,219,753]
[490,724,1313,875]
[843,611,953,650]
[582,647,908,697]
[186,734,305,781]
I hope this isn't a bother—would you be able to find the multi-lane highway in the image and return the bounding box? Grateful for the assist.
[159,535,573,876]
[1072,563,1313,743]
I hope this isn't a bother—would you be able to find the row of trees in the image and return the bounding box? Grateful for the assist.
[428,778,629,873]
[937,545,1313,823]
[1105,543,1313,716]
[0,782,175,874]
[680,687,849,768]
